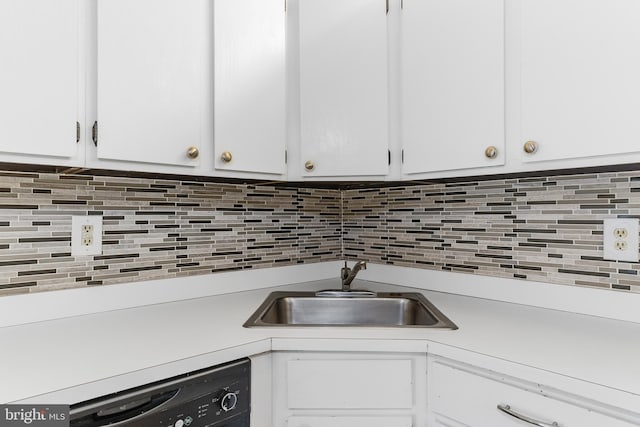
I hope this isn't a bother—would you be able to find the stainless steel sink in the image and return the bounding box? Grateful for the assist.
[243,291,458,329]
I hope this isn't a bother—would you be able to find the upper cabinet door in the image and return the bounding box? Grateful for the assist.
[214,0,286,175]
[0,0,80,160]
[401,0,505,175]
[520,0,640,163]
[96,0,204,167]
[299,0,389,177]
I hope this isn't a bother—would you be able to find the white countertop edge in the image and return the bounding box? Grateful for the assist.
[14,339,272,404]
[0,261,343,328]
[271,337,430,353]
[358,264,640,324]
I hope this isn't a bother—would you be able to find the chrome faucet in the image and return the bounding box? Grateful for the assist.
[341,260,367,291]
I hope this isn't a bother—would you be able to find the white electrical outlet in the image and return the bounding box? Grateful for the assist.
[81,224,94,246]
[72,216,103,256]
[603,218,639,262]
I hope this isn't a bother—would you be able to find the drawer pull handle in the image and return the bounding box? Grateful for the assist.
[497,404,560,427]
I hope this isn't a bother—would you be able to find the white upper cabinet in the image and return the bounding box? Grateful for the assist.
[0,0,82,164]
[519,0,640,164]
[95,0,205,168]
[401,0,505,175]
[7,0,640,180]
[213,0,286,176]
[298,0,389,178]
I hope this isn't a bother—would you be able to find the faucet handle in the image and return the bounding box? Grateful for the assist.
[341,261,350,279]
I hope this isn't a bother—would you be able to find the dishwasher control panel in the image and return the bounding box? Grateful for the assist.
[70,359,250,427]
[154,378,249,427]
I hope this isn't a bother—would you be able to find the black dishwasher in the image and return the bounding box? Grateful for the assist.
[70,358,250,427]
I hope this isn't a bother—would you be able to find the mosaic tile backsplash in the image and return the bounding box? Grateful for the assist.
[0,171,341,296]
[3,168,640,296]
[343,171,640,294]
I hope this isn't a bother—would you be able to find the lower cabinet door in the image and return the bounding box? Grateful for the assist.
[272,352,428,427]
[286,359,413,409]
[429,360,637,427]
[286,416,412,427]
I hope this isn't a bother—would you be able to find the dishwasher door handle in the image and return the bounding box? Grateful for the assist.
[96,396,152,417]
[75,389,179,426]
[497,404,560,427]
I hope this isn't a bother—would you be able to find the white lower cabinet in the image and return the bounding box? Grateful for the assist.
[251,352,274,427]
[286,416,412,427]
[428,356,640,427]
[272,352,427,427]
[265,349,640,427]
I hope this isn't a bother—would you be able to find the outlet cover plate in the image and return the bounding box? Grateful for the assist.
[72,216,103,256]
[603,218,639,262]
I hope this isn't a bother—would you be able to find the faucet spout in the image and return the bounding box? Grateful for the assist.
[341,260,367,291]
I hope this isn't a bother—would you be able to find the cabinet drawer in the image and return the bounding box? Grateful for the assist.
[287,359,413,409]
[287,416,412,427]
[430,361,636,427]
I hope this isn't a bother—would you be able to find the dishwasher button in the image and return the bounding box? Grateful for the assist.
[175,420,184,427]
[184,416,193,426]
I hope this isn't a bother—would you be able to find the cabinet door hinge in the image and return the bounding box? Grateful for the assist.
[91,121,98,146]
[401,149,404,164]
[388,150,391,165]
[284,0,287,12]
[285,150,288,164]
[401,0,404,9]
[76,121,80,143]
[386,0,389,14]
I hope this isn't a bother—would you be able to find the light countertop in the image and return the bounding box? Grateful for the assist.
[2,279,639,409]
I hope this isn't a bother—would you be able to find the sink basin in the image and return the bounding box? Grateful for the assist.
[243,291,458,329]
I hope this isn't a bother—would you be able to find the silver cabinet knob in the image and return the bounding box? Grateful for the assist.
[187,146,199,159]
[220,151,233,163]
[304,160,315,171]
[523,141,538,154]
[485,146,498,159]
